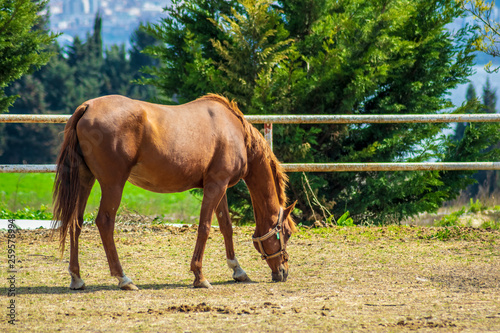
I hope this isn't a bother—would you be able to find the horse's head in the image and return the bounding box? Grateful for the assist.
[252,201,297,282]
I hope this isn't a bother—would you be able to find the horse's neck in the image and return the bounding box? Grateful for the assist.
[244,153,281,235]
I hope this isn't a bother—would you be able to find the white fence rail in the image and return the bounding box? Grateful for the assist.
[3,113,500,124]
[1,113,499,172]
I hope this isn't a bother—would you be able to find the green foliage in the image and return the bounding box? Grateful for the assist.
[427,227,456,241]
[0,0,58,112]
[458,0,500,72]
[0,204,52,220]
[0,13,159,164]
[451,82,500,199]
[209,0,293,111]
[435,198,493,227]
[468,198,486,213]
[143,0,492,224]
[425,225,490,241]
[453,83,476,142]
[481,220,500,230]
[335,211,354,227]
[435,207,465,227]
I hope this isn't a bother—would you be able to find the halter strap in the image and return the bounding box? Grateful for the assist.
[252,207,287,260]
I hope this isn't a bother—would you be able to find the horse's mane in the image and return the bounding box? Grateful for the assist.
[198,94,295,230]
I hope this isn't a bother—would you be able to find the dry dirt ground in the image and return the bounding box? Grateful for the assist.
[1,224,499,332]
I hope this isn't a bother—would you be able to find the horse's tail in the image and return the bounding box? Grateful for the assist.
[52,103,89,255]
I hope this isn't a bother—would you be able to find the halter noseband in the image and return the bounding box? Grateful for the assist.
[252,207,288,260]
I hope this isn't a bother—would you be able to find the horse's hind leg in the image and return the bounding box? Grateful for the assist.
[69,165,95,290]
[96,182,138,290]
[215,194,250,282]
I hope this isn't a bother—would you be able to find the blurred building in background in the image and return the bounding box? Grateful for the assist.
[49,0,170,48]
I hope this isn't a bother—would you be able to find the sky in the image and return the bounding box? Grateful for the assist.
[449,66,500,109]
[447,2,499,109]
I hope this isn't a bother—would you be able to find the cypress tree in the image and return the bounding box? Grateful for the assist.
[482,78,497,114]
[102,44,131,96]
[454,83,476,142]
[128,23,159,100]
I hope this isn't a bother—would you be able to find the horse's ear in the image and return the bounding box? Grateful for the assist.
[282,201,298,233]
[283,200,297,220]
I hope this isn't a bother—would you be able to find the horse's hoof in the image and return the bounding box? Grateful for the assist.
[120,282,139,291]
[69,283,85,290]
[235,276,251,283]
[233,273,252,282]
[117,275,138,290]
[194,279,212,289]
[233,271,251,282]
[69,275,85,290]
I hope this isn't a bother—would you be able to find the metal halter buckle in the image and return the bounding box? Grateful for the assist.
[252,208,286,260]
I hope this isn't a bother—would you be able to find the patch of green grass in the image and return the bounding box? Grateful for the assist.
[424,226,484,241]
[435,207,466,227]
[481,220,500,230]
[468,198,487,214]
[427,227,455,241]
[0,173,200,220]
[435,199,498,228]
[0,173,56,210]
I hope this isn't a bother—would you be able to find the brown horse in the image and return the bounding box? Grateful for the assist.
[52,94,297,290]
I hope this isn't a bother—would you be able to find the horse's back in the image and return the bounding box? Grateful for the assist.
[75,95,248,193]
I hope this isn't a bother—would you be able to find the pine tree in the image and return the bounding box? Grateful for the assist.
[0,75,61,163]
[130,23,159,73]
[482,77,497,114]
[38,42,77,113]
[0,0,59,160]
[120,0,500,223]
[0,11,162,164]
[102,44,131,96]
[141,0,461,223]
[469,78,499,197]
[66,14,104,103]
[454,83,476,142]
[0,0,57,112]
[141,0,238,104]
[209,0,293,111]
[128,23,159,100]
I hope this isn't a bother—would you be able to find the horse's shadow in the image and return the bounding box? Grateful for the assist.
[1,279,256,295]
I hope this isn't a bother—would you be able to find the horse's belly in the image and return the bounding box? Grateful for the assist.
[127,162,203,193]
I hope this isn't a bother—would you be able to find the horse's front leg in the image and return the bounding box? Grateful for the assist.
[216,194,250,282]
[191,182,227,288]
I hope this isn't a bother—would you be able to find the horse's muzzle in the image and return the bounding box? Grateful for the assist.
[272,265,288,282]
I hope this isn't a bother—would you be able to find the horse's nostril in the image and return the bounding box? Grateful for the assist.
[271,266,288,282]
[281,268,288,282]
[272,271,283,282]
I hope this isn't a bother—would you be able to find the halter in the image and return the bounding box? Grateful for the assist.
[252,207,288,260]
